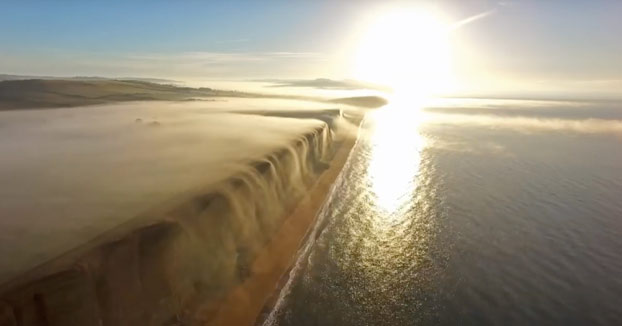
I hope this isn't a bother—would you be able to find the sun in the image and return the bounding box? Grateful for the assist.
[353,7,454,98]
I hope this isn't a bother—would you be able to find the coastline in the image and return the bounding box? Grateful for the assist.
[200,136,357,326]
[0,102,354,325]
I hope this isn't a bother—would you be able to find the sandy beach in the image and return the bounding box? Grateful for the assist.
[199,137,356,326]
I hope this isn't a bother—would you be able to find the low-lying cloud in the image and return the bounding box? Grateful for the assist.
[426,113,622,136]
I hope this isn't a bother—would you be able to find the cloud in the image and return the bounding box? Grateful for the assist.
[126,51,324,64]
[449,10,496,31]
[426,113,622,136]
[216,38,250,44]
[0,51,329,79]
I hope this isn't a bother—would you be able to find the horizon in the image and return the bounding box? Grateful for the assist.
[1,0,621,99]
[2,2,622,325]
[3,73,622,102]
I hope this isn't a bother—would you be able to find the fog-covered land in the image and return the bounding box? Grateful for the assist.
[0,94,363,325]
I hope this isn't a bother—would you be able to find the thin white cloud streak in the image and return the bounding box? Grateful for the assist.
[0,50,329,79]
[126,51,325,63]
[449,10,496,31]
[216,38,250,44]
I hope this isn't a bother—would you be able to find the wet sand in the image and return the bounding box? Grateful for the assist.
[199,137,356,326]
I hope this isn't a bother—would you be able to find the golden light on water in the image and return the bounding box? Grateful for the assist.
[356,6,445,214]
[333,6,453,307]
[346,101,439,308]
[353,6,455,97]
[367,102,426,215]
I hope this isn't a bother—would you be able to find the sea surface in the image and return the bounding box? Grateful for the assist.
[264,98,622,326]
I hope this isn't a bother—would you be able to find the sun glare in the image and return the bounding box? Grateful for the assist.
[354,7,454,98]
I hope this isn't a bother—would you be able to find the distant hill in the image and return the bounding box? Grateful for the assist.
[257,78,390,91]
[330,95,388,108]
[0,79,243,110]
[0,78,388,110]
[0,74,176,84]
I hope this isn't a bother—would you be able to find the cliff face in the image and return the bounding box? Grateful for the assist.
[0,100,354,326]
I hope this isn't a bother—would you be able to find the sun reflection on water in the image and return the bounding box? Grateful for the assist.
[367,102,426,215]
[267,97,446,325]
[339,98,440,319]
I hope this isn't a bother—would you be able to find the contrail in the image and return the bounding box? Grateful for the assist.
[449,10,496,31]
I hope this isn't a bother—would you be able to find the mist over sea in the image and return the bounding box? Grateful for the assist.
[265,98,622,326]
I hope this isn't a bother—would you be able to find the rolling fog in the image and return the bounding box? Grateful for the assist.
[0,98,343,284]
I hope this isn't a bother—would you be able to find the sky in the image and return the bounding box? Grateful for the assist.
[0,0,620,98]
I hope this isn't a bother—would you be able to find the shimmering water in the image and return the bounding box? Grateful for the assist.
[264,98,622,326]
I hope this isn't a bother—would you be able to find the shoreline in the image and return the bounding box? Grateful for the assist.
[200,136,357,326]
[0,109,346,325]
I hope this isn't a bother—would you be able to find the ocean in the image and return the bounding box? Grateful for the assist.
[264,98,622,326]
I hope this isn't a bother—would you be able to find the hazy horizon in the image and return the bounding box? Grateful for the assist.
[2,2,622,325]
[1,0,621,99]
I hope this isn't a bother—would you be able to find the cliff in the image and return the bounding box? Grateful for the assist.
[0,99,360,325]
